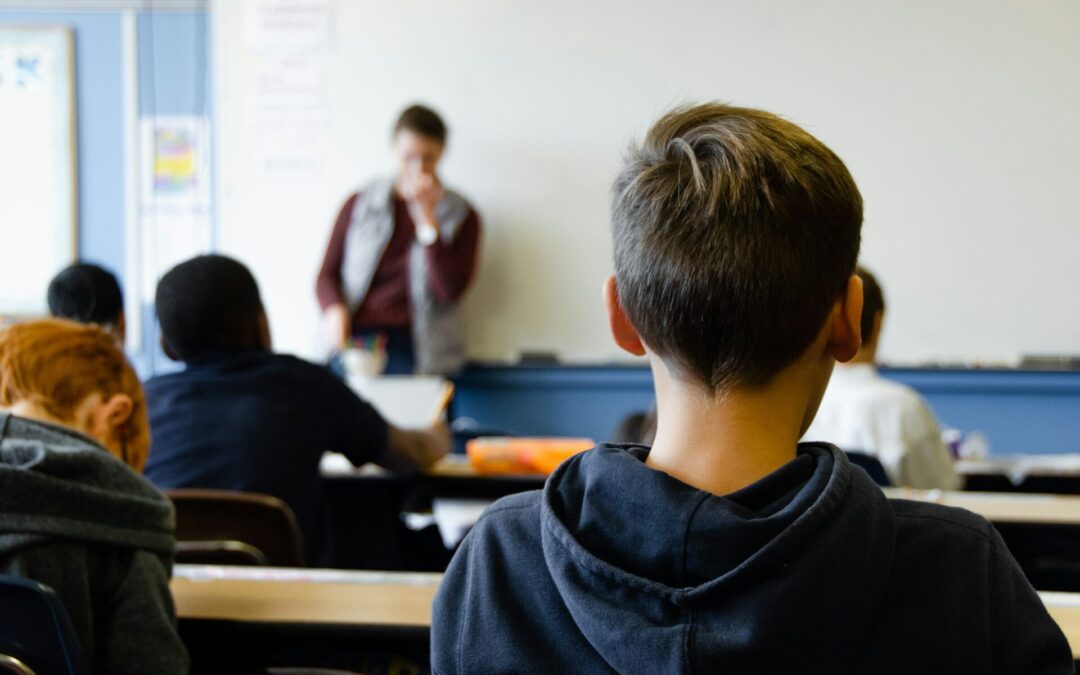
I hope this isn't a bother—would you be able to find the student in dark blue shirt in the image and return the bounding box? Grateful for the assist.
[431,104,1072,673]
[143,255,449,565]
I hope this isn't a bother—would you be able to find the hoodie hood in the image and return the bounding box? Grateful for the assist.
[0,412,174,557]
[540,443,896,673]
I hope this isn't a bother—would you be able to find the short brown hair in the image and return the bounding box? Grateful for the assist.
[856,266,885,342]
[0,318,150,470]
[394,104,447,144]
[611,103,862,390]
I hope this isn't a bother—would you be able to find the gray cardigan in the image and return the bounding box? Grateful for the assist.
[341,177,471,374]
[0,412,188,674]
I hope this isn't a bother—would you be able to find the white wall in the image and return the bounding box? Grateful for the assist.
[215,0,1080,365]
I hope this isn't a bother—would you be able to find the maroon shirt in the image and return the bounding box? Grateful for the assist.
[316,191,482,331]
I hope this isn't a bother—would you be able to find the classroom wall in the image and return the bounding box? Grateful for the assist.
[214,0,1080,366]
[0,10,126,276]
[0,4,212,373]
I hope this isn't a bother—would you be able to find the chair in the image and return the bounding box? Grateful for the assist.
[166,489,305,567]
[845,451,892,487]
[0,575,88,675]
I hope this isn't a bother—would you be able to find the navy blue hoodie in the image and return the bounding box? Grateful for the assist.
[432,443,1071,673]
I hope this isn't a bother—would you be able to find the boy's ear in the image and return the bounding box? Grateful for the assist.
[603,276,646,357]
[159,335,180,362]
[829,274,863,363]
[90,393,134,439]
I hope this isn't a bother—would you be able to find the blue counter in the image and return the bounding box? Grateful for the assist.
[451,364,655,444]
[884,369,1080,456]
[451,364,1080,456]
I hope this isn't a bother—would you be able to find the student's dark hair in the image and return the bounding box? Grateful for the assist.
[47,263,124,327]
[611,102,863,390]
[856,266,885,342]
[155,254,264,361]
[394,104,447,144]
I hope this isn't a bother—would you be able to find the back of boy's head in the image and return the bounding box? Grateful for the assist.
[156,254,264,361]
[47,263,124,328]
[856,266,885,341]
[611,103,863,390]
[0,318,149,471]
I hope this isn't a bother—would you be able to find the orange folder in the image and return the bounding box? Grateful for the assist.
[466,437,595,475]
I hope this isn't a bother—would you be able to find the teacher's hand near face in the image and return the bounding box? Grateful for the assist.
[406,172,445,237]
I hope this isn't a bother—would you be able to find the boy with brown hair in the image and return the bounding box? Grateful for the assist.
[805,266,961,489]
[431,104,1070,673]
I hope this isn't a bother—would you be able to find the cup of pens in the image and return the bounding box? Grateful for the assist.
[340,333,388,380]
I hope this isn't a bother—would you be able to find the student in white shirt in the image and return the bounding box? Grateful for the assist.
[804,267,961,490]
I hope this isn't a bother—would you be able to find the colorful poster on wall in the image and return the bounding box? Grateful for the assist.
[153,126,198,194]
[138,116,212,302]
[140,115,211,211]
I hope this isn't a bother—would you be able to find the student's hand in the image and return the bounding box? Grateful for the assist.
[325,303,351,350]
[383,423,452,473]
[407,173,444,232]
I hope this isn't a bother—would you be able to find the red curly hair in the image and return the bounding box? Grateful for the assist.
[0,318,149,471]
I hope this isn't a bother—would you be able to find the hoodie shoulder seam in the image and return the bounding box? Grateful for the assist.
[481,501,537,516]
[894,511,991,541]
[473,495,540,526]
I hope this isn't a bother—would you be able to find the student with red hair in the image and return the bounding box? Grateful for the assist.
[0,319,187,674]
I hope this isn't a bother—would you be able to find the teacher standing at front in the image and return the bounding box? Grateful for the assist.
[317,105,481,375]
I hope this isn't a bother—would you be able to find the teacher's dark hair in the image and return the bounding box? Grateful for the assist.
[394,104,447,145]
[156,254,265,361]
[611,102,863,391]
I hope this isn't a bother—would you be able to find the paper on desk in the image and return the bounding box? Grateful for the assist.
[957,454,1080,486]
[320,451,354,475]
[346,375,451,428]
[318,452,389,477]
[433,498,493,549]
[1041,592,1080,608]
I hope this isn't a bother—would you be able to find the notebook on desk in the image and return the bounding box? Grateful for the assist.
[346,375,453,428]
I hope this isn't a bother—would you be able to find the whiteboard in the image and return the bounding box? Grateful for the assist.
[214,0,1080,366]
[0,26,76,316]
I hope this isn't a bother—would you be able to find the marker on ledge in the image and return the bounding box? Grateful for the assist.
[517,350,560,365]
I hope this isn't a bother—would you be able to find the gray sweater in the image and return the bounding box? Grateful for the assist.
[0,412,188,674]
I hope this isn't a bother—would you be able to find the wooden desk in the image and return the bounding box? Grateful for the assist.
[172,565,441,670]
[172,564,440,627]
[958,455,1080,479]
[322,457,1080,571]
[323,452,547,486]
[319,454,545,569]
[958,455,1080,495]
[1040,592,1080,659]
[170,568,1080,662]
[884,489,1080,525]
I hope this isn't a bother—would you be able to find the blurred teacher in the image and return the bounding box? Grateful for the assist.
[317,105,481,375]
